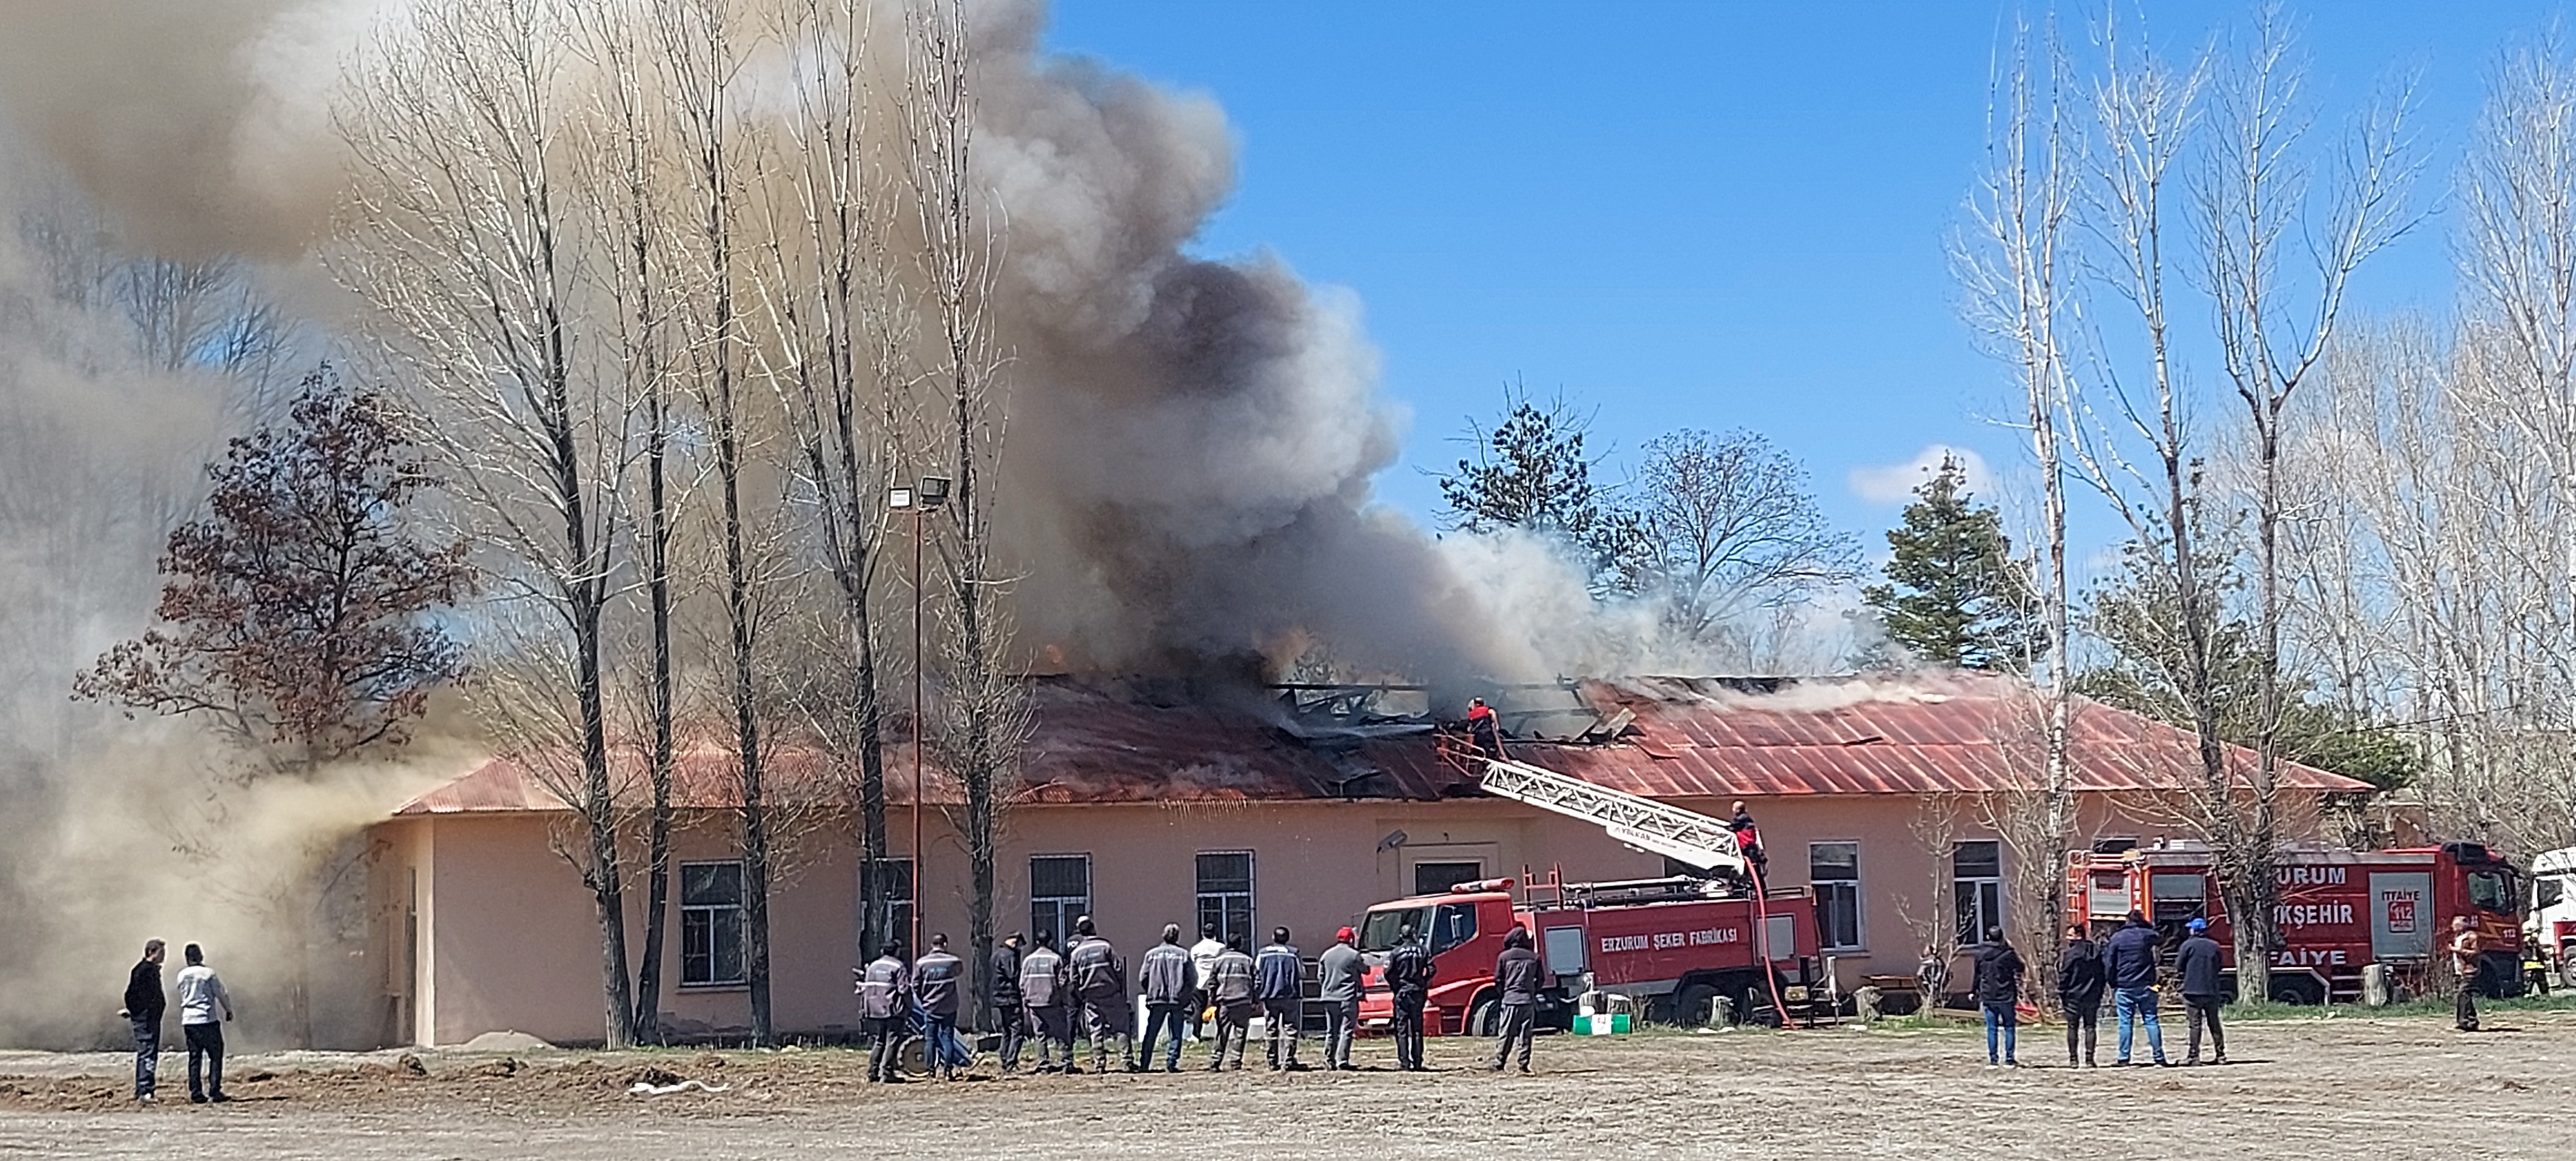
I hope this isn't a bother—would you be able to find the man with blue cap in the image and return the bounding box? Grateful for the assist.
[2175,917,2228,1065]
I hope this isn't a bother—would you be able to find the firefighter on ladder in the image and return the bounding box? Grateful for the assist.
[1466,697,1503,759]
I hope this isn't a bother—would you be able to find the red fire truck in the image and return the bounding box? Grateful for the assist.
[2066,841,2526,1003]
[1348,751,1828,1032]
[1353,872,1824,1035]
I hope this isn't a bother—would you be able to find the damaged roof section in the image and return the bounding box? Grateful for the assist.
[394,671,2371,816]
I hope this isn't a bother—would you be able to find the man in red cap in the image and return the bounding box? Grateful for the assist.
[1317,926,1364,1071]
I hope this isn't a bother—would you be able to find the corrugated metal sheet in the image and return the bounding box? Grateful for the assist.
[395,671,2370,816]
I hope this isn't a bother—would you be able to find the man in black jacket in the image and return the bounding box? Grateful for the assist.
[989,933,1026,1075]
[2175,918,2228,1065]
[1972,926,2024,1066]
[118,940,166,1103]
[2058,923,2106,1067]
[2104,911,2170,1066]
[1384,925,1436,1071]
[1487,927,1541,1074]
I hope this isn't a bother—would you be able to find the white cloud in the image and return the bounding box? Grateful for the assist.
[1848,445,1996,505]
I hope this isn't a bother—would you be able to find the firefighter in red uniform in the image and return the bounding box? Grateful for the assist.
[1729,799,1769,879]
[1466,698,1502,759]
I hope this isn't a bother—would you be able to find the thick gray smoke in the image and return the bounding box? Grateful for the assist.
[0,0,1714,1046]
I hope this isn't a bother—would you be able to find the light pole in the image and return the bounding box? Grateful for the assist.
[889,475,949,963]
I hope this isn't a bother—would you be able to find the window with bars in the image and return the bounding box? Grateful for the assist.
[680,861,745,986]
[1808,842,1862,950]
[1953,840,2003,944]
[861,857,914,960]
[1030,855,1091,949]
[1196,852,1255,947]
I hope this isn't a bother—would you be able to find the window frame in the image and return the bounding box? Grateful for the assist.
[1951,840,2004,946]
[1194,850,1256,948]
[679,860,747,988]
[1808,841,1863,952]
[1030,853,1092,950]
[1411,860,1485,896]
[860,856,915,962]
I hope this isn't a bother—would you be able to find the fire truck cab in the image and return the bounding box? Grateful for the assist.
[1354,874,1823,1034]
[2068,842,2525,1004]
[2528,846,2576,991]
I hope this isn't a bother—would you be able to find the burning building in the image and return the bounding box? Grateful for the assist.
[368,671,2369,1046]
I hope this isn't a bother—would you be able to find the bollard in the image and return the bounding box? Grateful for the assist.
[2362,962,2392,1007]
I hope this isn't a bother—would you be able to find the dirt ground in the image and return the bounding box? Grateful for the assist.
[4,1009,2572,1159]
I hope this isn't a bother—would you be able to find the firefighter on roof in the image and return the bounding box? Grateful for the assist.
[1466,697,1502,759]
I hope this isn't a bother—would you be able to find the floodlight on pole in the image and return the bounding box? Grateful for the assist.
[917,475,951,509]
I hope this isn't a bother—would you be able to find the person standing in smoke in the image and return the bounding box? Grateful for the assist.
[117,939,167,1103]
[172,943,233,1104]
[1465,698,1503,759]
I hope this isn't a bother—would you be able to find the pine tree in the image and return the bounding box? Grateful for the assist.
[1861,455,2045,670]
[1437,384,1641,583]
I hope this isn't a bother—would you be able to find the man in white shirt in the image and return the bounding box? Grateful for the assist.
[173,943,235,1104]
[1188,924,1226,1040]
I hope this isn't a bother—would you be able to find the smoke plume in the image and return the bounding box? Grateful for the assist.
[0,0,1738,1047]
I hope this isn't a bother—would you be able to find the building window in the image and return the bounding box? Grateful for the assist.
[1809,842,1862,950]
[1412,861,1484,896]
[861,857,914,960]
[1196,852,1256,946]
[1953,841,2003,944]
[680,861,745,987]
[1030,855,1091,949]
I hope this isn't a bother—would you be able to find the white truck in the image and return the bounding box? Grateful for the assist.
[2529,846,2576,990]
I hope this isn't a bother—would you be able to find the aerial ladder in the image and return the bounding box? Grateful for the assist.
[1475,757,1748,876]
[1470,751,1798,1022]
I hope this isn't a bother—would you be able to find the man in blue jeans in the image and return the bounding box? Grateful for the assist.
[1971,925,2024,1066]
[2104,910,2170,1066]
[1136,924,1197,1073]
[913,934,968,1081]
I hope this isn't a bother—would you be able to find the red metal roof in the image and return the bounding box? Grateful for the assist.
[394,672,2370,816]
[1357,673,2370,799]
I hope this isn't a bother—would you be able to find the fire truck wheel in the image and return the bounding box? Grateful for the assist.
[1467,998,1500,1038]
[1671,983,1720,1028]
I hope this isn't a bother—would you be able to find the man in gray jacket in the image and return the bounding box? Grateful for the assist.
[1066,916,1135,1074]
[856,941,911,1083]
[1255,927,1304,1071]
[1488,927,1541,1074]
[1019,929,1074,1074]
[915,934,968,1081]
[1204,936,1260,1071]
[1136,924,1198,1073]
[1316,926,1364,1071]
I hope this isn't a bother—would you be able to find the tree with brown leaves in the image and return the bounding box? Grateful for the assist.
[76,366,470,767]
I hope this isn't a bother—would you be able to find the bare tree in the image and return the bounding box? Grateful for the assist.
[1619,428,1857,647]
[338,0,648,1046]
[748,0,910,962]
[902,0,1030,1016]
[2192,4,2418,1002]
[1954,11,2076,989]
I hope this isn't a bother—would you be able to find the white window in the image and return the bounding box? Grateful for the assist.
[1196,852,1256,947]
[1953,841,2003,944]
[1030,855,1091,949]
[680,861,745,987]
[862,857,914,959]
[1809,842,1862,950]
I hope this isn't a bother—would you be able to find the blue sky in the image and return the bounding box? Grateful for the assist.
[1042,1,2571,565]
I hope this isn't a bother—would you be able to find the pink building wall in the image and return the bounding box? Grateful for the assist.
[373,789,2321,1046]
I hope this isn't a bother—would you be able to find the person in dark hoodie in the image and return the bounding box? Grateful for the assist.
[1488,927,1542,1074]
[118,939,167,1103]
[2058,922,2107,1067]
[2175,918,2228,1065]
[2104,910,2170,1066]
[1972,925,2024,1066]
